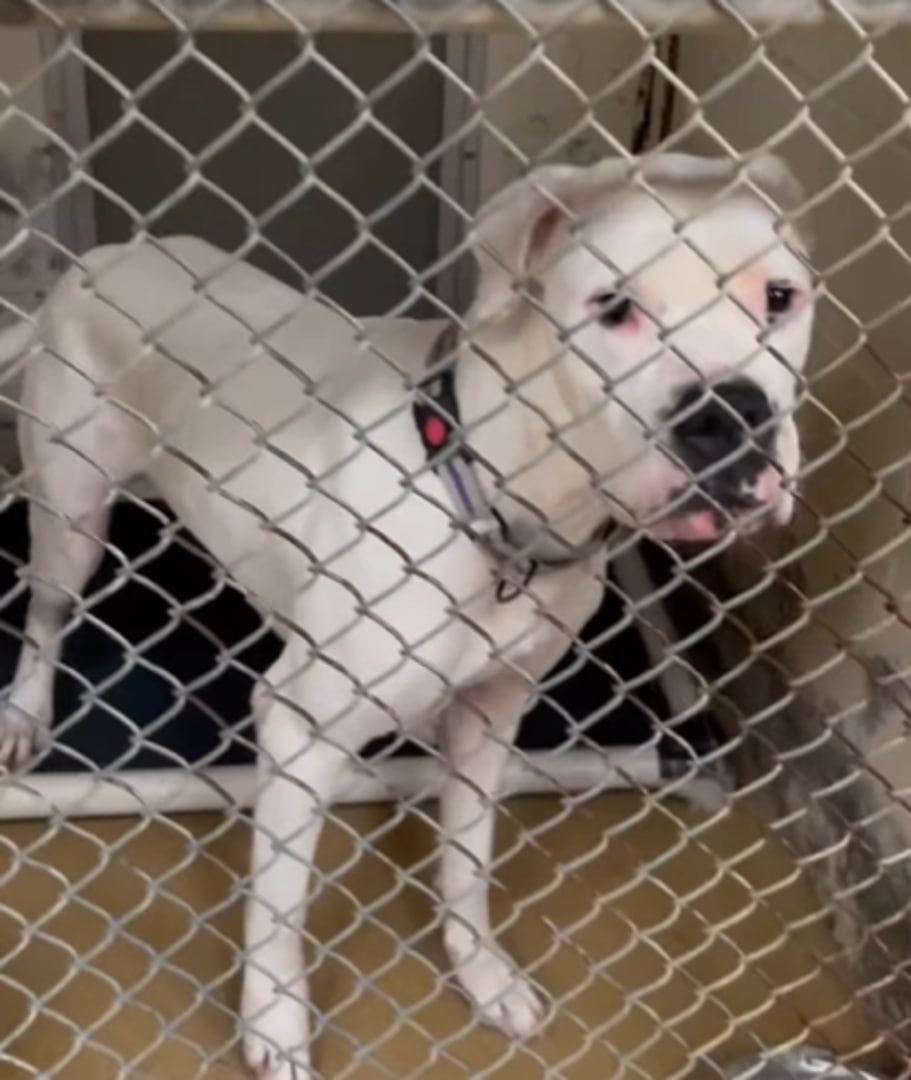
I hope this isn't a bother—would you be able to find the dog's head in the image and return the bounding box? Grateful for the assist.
[467,152,814,545]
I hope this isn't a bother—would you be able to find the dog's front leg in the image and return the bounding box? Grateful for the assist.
[438,676,546,1039]
[241,654,388,1079]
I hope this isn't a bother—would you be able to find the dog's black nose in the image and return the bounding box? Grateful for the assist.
[671,379,774,472]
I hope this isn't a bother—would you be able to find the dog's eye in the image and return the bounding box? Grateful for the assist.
[592,291,634,328]
[766,281,796,319]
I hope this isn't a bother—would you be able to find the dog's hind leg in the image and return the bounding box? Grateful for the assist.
[0,395,143,767]
[438,676,546,1039]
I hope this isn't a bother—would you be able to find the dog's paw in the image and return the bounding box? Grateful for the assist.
[241,975,311,1080]
[243,1032,310,1080]
[0,703,47,770]
[451,938,547,1039]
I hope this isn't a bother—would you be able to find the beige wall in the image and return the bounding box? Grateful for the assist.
[0,28,62,472]
[0,28,58,310]
[0,30,49,160]
[477,29,654,194]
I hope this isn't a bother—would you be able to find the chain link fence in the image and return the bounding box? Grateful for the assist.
[1,2,911,1079]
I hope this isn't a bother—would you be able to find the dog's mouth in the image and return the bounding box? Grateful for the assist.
[645,466,787,544]
[651,504,763,544]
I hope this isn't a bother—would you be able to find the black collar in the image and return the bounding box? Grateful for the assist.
[412,324,616,600]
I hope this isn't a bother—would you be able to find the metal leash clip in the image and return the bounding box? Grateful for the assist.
[721,1046,884,1080]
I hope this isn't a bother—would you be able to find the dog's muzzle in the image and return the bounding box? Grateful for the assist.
[668,378,777,514]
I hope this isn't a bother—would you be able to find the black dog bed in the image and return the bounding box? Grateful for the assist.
[0,498,720,778]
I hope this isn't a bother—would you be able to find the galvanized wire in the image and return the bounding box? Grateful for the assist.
[0,5,910,1080]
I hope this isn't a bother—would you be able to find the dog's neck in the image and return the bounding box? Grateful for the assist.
[423,306,615,558]
[465,307,614,546]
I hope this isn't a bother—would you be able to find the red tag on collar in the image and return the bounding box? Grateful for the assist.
[423,415,448,448]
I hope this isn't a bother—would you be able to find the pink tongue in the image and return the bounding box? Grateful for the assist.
[670,511,719,543]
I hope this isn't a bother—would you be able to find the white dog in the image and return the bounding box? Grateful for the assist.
[0,152,813,1077]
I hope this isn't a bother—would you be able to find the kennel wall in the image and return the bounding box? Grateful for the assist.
[2,0,911,1072]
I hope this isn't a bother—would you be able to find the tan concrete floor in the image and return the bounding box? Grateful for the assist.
[0,793,872,1079]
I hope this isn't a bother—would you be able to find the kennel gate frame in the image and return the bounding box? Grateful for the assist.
[3,0,911,31]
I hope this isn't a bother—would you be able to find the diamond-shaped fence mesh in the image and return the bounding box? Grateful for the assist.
[2,3,911,1079]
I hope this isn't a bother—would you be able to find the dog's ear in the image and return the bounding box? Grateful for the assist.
[468,153,810,324]
[467,155,729,325]
[742,153,805,208]
[647,151,812,252]
[632,150,806,209]
[646,152,811,250]
[469,161,630,325]
[741,153,813,255]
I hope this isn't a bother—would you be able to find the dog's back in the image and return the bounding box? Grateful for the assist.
[13,236,445,614]
[16,234,442,474]
[57,235,436,419]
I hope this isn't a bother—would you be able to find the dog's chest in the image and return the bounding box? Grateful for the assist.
[448,558,605,686]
